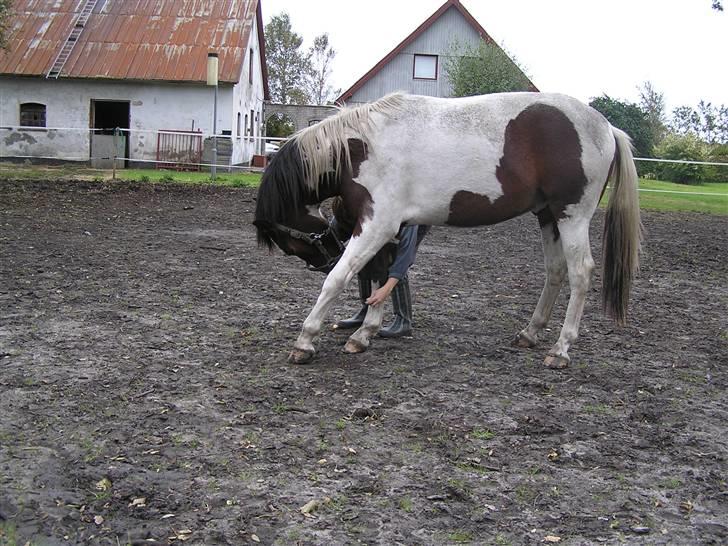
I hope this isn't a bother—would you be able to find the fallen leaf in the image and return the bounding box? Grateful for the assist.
[544,536,561,543]
[129,497,146,508]
[161,514,176,519]
[170,529,193,542]
[251,534,260,543]
[300,499,319,515]
[94,515,104,525]
[95,478,112,491]
[300,497,331,516]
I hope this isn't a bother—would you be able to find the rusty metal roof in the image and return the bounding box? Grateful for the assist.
[0,0,269,91]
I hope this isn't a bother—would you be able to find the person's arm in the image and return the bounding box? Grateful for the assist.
[387,226,418,280]
[365,226,419,307]
[365,277,399,307]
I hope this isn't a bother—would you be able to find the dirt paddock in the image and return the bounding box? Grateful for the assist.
[1,180,726,545]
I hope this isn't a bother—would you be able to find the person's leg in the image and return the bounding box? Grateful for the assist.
[379,276,412,338]
[335,273,371,329]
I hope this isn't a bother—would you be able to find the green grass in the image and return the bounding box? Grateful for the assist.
[602,179,728,215]
[0,162,262,187]
[470,428,495,440]
[637,179,728,215]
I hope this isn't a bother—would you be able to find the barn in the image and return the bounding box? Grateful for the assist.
[0,0,270,169]
[336,0,538,105]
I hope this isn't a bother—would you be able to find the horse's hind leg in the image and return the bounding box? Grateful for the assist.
[344,281,385,353]
[544,218,595,369]
[515,210,567,348]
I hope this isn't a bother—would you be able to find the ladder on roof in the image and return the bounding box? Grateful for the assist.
[46,0,99,79]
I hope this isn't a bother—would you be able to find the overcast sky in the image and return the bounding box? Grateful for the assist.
[261,0,726,111]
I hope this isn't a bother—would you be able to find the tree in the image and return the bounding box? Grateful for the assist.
[712,1,723,11]
[264,13,311,104]
[265,113,295,138]
[306,33,340,105]
[589,95,654,158]
[670,105,701,137]
[670,102,728,144]
[444,39,532,97]
[0,0,13,49]
[638,81,667,145]
[653,133,707,184]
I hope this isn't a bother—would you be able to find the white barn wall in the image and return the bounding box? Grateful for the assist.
[0,77,236,163]
[231,11,266,164]
[1,71,265,166]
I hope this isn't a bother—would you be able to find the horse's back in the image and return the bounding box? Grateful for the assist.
[361,93,614,227]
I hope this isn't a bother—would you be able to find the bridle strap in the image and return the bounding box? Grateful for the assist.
[273,222,346,272]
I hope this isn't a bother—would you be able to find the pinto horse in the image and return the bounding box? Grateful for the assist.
[254,92,642,368]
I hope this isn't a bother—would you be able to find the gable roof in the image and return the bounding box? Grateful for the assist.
[0,0,269,95]
[336,0,537,104]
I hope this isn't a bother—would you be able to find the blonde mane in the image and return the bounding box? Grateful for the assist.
[291,93,406,190]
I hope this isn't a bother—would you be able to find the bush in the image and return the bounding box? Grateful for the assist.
[705,143,728,183]
[444,39,533,97]
[653,133,707,184]
[590,95,654,159]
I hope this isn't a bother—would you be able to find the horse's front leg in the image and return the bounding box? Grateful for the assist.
[290,225,398,364]
[344,280,385,354]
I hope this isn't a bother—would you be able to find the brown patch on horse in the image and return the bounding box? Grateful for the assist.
[340,139,373,237]
[536,207,560,242]
[447,103,588,226]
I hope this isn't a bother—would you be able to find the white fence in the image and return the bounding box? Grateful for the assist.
[0,125,287,172]
[1,125,727,199]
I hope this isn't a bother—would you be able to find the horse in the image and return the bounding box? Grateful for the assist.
[254,92,642,368]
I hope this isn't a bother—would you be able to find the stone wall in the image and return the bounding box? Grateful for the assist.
[263,103,338,133]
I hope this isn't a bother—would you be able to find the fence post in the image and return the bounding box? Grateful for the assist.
[112,127,119,180]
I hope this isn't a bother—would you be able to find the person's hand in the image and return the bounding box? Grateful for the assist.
[365,278,399,307]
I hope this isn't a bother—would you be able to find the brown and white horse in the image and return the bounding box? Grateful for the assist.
[254,92,642,368]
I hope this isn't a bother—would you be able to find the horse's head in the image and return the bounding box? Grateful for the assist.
[254,138,348,273]
[254,205,345,273]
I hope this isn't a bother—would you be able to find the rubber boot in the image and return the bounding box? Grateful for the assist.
[336,276,371,329]
[379,277,412,338]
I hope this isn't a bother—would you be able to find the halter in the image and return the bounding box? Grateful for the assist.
[273,222,346,272]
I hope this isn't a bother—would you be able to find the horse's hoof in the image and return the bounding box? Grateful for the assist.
[513,332,537,349]
[288,348,315,365]
[544,354,569,369]
[343,338,368,354]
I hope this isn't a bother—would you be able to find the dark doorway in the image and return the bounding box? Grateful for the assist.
[91,100,130,167]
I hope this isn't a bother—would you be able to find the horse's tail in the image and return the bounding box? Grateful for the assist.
[602,127,643,326]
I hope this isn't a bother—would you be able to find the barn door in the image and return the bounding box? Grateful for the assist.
[90,100,130,168]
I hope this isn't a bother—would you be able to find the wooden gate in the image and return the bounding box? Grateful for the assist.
[156,129,203,170]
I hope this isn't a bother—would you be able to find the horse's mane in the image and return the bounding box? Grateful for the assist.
[293,92,406,190]
[255,93,406,248]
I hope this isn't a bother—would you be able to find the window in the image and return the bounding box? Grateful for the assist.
[237,112,242,137]
[249,48,254,84]
[413,54,438,80]
[20,103,46,127]
[249,109,255,140]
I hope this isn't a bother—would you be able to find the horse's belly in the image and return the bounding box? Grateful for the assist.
[444,188,536,227]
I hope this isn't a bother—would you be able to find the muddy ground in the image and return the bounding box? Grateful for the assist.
[0,179,726,546]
